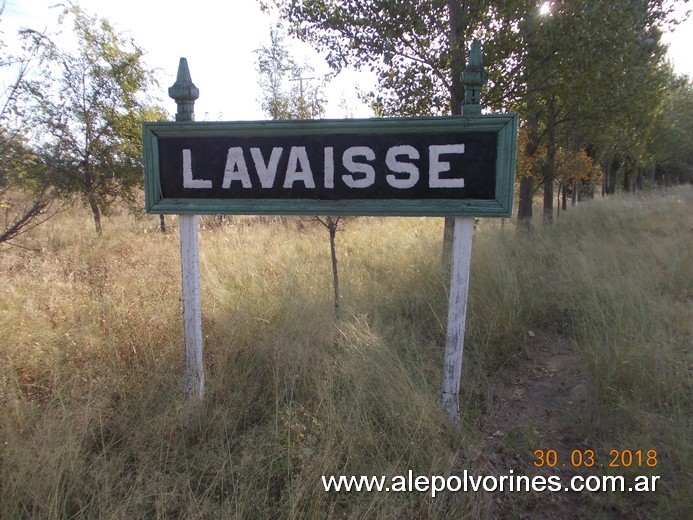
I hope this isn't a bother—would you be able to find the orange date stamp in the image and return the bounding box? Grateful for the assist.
[532,449,658,468]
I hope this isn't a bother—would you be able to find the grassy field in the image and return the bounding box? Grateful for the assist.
[0,187,690,519]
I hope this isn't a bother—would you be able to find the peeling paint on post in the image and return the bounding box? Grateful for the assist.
[440,216,474,421]
[440,40,489,425]
[179,213,204,403]
[168,58,205,409]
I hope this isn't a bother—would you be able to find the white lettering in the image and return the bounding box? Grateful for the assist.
[222,147,252,189]
[391,476,406,492]
[182,149,212,189]
[429,144,465,188]
[324,147,334,189]
[342,146,375,188]
[385,145,420,189]
[250,147,283,188]
[284,146,316,188]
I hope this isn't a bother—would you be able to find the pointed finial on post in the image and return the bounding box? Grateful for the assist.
[169,57,205,417]
[168,58,199,122]
[462,40,488,115]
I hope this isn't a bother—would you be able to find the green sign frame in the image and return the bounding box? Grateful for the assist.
[143,114,517,217]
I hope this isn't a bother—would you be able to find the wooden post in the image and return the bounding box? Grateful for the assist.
[168,58,205,408]
[440,40,487,425]
[440,217,474,422]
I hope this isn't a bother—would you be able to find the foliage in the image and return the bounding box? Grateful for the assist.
[255,28,326,120]
[268,0,687,223]
[517,0,676,217]
[0,6,64,246]
[267,0,536,116]
[648,75,693,184]
[0,131,59,246]
[19,3,166,234]
[555,147,602,186]
[517,140,602,186]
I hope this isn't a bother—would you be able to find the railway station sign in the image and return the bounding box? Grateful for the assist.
[143,115,517,217]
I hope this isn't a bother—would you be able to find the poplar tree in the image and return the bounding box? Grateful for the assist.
[648,75,693,186]
[265,0,682,226]
[265,0,532,250]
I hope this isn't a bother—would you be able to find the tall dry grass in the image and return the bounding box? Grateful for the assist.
[470,188,691,518]
[0,187,690,518]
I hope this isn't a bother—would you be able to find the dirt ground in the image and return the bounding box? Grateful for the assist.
[480,331,609,520]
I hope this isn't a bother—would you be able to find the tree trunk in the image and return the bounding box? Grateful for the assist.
[443,219,454,267]
[328,218,340,320]
[517,177,533,230]
[561,182,567,212]
[635,165,644,191]
[623,160,631,192]
[518,112,538,230]
[601,152,614,196]
[87,193,102,235]
[542,96,557,224]
[448,1,464,116]
[543,179,554,224]
[443,1,464,266]
[607,156,619,195]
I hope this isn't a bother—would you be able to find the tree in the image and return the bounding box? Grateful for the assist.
[270,0,532,115]
[266,0,535,257]
[0,2,65,246]
[271,0,684,227]
[517,0,674,220]
[647,74,693,186]
[314,216,343,319]
[255,28,345,318]
[255,28,326,120]
[0,126,61,246]
[20,3,165,234]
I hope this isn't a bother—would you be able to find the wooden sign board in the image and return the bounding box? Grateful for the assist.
[143,115,517,217]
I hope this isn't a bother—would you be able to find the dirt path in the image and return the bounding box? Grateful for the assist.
[481,331,600,519]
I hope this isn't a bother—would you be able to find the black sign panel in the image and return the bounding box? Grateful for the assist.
[158,131,496,201]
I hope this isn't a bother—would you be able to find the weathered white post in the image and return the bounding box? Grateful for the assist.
[168,58,205,408]
[440,40,488,425]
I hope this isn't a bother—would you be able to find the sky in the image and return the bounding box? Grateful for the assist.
[0,0,375,120]
[2,0,692,121]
